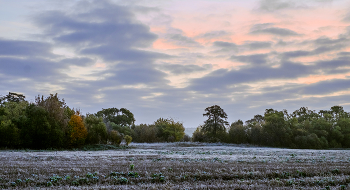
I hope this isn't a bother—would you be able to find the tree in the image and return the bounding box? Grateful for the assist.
[262,109,291,147]
[22,104,65,149]
[69,111,87,147]
[229,120,247,144]
[202,105,229,137]
[96,108,119,123]
[96,107,135,126]
[131,124,158,143]
[154,118,185,142]
[0,92,26,104]
[192,125,206,142]
[84,114,108,144]
[0,120,20,148]
[35,94,72,147]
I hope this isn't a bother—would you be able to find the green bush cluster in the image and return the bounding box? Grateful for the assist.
[193,106,350,149]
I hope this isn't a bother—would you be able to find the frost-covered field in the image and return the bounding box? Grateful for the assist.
[1,143,350,189]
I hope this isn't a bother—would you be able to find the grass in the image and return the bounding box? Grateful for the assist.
[0,143,350,189]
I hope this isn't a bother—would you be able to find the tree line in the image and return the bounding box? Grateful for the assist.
[193,105,350,149]
[1,92,349,149]
[0,92,186,149]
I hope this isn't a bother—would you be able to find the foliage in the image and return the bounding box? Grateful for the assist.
[154,118,185,142]
[23,104,64,149]
[109,122,133,136]
[0,120,20,147]
[192,125,207,142]
[131,124,158,143]
[124,135,132,145]
[181,134,191,142]
[69,111,87,147]
[84,114,108,144]
[109,130,122,145]
[2,91,350,150]
[229,120,247,144]
[96,107,135,126]
[191,105,350,149]
[35,94,72,147]
[202,105,229,137]
[0,92,26,104]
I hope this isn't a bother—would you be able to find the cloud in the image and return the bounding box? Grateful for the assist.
[157,63,213,75]
[282,44,348,59]
[0,57,65,80]
[250,26,300,36]
[249,23,300,36]
[59,58,96,67]
[258,0,297,12]
[300,79,350,95]
[102,64,169,86]
[195,30,231,39]
[0,0,172,109]
[257,78,350,99]
[256,0,308,12]
[243,41,272,50]
[166,33,202,47]
[80,46,170,63]
[315,57,350,74]
[213,41,237,48]
[0,39,53,57]
[230,54,268,65]
[342,10,350,22]
[187,60,313,93]
[34,1,160,63]
[212,41,238,53]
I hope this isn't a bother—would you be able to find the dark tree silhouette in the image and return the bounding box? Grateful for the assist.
[0,92,26,104]
[202,105,229,136]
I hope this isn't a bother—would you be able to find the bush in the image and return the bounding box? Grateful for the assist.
[109,130,122,145]
[124,135,132,145]
[182,134,191,142]
[167,136,175,142]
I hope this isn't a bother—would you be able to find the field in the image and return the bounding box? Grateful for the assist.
[1,143,350,189]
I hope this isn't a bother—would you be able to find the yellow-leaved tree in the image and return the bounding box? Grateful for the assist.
[69,111,87,147]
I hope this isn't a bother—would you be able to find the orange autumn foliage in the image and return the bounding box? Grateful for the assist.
[69,111,87,147]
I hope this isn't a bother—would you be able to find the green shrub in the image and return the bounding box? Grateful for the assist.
[124,135,132,145]
[109,130,122,145]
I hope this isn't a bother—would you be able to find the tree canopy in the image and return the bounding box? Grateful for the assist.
[202,105,229,137]
[96,107,135,126]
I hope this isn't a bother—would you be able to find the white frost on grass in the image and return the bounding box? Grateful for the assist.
[1,143,349,164]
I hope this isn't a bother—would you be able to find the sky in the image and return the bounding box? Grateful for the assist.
[1,0,350,128]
